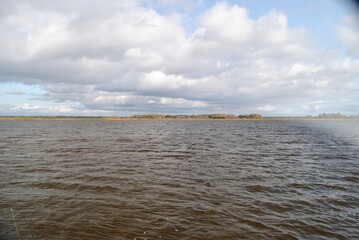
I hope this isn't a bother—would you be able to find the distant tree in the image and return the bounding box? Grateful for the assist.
[238,114,262,119]
[318,113,346,118]
[208,114,236,119]
[132,114,165,119]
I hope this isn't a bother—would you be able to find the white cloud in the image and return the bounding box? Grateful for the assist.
[256,104,277,112]
[5,89,27,95]
[139,71,196,90]
[194,3,309,60]
[10,103,74,114]
[337,14,359,56]
[199,3,253,43]
[0,1,358,115]
[11,103,42,111]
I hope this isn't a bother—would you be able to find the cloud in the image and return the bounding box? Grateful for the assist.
[0,1,358,115]
[145,0,203,12]
[11,103,44,111]
[9,103,75,115]
[337,14,359,56]
[5,89,27,95]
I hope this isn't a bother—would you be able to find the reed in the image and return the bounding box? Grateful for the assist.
[10,208,21,240]
[7,209,34,240]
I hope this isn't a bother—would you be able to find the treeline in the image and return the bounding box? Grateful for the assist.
[3,113,358,120]
[238,114,263,119]
[130,114,263,119]
[0,116,104,119]
[0,114,263,120]
[316,113,358,118]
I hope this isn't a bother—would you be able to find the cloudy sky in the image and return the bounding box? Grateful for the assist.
[0,0,358,116]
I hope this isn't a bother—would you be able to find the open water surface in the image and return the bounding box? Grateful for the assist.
[0,120,358,239]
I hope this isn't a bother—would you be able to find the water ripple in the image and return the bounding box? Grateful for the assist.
[0,120,358,239]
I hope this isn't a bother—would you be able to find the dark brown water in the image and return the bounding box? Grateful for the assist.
[0,120,358,240]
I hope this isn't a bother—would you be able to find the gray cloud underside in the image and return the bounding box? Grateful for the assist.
[0,0,358,115]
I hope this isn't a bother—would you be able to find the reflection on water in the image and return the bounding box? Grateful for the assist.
[0,120,358,239]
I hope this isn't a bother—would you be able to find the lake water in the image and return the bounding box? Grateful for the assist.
[0,120,358,239]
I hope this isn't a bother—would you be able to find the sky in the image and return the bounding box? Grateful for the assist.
[0,0,358,116]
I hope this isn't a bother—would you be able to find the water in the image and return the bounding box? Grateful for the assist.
[0,120,358,239]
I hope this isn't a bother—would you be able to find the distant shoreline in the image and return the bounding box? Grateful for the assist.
[0,116,358,121]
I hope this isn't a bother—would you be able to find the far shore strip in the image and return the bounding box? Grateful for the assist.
[0,116,358,121]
